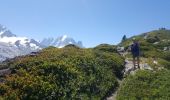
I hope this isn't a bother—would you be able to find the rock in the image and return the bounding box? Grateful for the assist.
[117,46,125,52]
[164,47,168,51]
[0,68,11,76]
[153,42,159,44]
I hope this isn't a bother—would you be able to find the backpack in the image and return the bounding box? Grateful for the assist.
[131,42,139,53]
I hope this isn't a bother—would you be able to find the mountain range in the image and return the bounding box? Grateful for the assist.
[40,35,83,48]
[0,25,83,61]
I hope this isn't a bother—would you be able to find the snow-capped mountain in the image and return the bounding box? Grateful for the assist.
[0,25,42,62]
[0,25,42,50]
[41,35,83,48]
[0,25,16,38]
[0,24,84,62]
[0,42,21,61]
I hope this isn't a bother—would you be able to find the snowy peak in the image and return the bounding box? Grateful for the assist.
[0,24,43,62]
[0,25,16,38]
[41,35,83,48]
[61,35,68,41]
[0,25,42,62]
[0,24,84,62]
[0,35,42,50]
[0,25,42,50]
[0,25,7,33]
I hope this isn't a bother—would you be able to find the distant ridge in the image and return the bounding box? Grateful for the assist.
[40,35,83,48]
[0,24,84,61]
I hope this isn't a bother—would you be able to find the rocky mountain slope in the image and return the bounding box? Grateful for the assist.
[0,25,42,61]
[114,28,170,100]
[40,35,83,48]
[0,25,84,61]
[120,28,170,52]
[119,28,170,69]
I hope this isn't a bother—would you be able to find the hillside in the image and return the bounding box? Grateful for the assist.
[0,45,124,99]
[0,29,170,100]
[115,29,170,99]
[120,28,170,69]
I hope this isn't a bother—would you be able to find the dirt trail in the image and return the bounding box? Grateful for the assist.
[106,58,152,100]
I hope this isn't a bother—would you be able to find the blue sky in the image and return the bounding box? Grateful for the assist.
[0,0,170,47]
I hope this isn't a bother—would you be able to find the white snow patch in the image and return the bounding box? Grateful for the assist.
[0,31,4,35]
[69,42,73,44]
[61,35,67,41]
[0,37,28,46]
[30,43,36,47]
[30,43,40,50]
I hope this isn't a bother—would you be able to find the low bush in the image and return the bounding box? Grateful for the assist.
[0,46,124,100]
[117,70,170,100]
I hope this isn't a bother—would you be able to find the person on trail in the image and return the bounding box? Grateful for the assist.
[131,38,140,69]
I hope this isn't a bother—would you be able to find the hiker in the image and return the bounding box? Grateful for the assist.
[131,38,140,69]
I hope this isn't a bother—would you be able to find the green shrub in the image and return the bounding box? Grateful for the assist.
[94,44,117,53]
[146,36,160,43]
[158,59,170,69]
[161,52,170,61]
[117,70,170,100]
[0,47,124,100]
